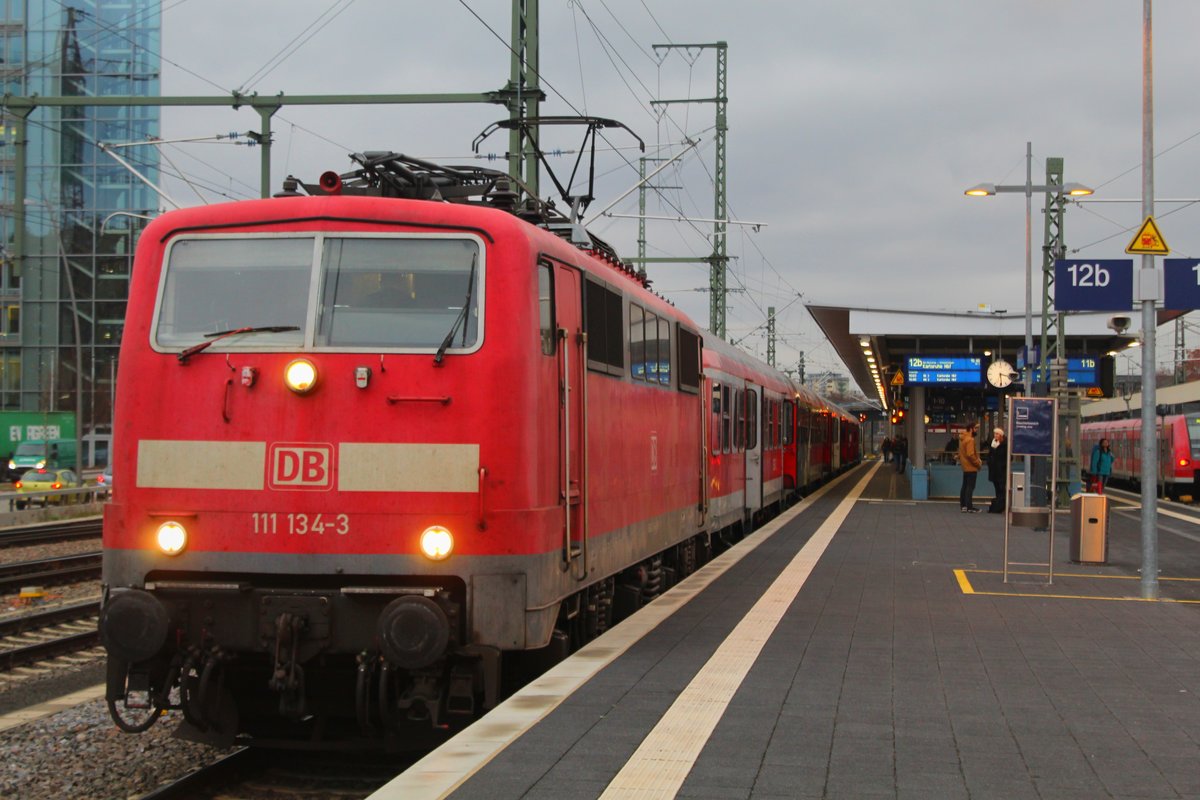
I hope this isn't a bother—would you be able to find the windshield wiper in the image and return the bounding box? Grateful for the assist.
[177,325,300,364]
[434,254,478,366]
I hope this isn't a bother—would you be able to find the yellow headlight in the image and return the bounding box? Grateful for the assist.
[284,359,318,394]
[156,521,187,556]
[420,526,454,561]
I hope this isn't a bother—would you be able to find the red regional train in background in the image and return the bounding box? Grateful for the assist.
[98,151,860,748]
[1081,414,1198,498]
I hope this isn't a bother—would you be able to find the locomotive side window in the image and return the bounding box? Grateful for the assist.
[629,304,672,386]
[677,327,700,393]
[538,263,554,355]
[629,304,646,381]
[155,237,311,347]
[584,278,623,375]
[655,317,671,385]
[317,237,480,349]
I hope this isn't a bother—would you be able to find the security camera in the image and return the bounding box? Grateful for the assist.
[1107,316,1132,334]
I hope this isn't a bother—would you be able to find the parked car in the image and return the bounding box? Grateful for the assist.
[96,463,113,490]
[14,468,84,508]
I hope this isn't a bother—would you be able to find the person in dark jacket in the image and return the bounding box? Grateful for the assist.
[986,428,1008,513]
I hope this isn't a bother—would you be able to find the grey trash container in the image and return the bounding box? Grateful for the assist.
[1070,493,1108,564]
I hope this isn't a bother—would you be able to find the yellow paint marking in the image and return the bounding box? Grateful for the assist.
[953,568,1200,603]
[954,569,976,594]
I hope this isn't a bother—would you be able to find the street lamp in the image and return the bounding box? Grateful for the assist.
[964,142,1094,396]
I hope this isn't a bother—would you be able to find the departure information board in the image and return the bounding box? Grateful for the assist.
[1018,355,1101,387]
[905,356,982,384]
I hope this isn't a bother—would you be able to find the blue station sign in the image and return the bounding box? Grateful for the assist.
[905,355,982,385]
[1053,259,1133,311]
[1163,259,1200,311]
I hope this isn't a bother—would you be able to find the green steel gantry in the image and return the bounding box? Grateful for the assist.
[632,41,730,340]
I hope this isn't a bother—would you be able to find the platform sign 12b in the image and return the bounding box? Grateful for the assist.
[1053,259,1133,311]
[1163,259,1200,310]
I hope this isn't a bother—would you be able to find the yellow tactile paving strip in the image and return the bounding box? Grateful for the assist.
[955,568,1200,604]
[370,464,879,800]
[598,466,875,799]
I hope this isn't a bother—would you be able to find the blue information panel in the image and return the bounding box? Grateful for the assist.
[905,355,981,384]
[1009,397,1055,456]
[1053,259,1133,311]
[1017,355,1101,388]
[1164,259,1200,310]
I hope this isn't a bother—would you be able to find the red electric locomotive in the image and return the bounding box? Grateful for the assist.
[99,153,858,747]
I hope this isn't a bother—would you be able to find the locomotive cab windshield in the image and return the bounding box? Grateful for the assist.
[153,233,483,354]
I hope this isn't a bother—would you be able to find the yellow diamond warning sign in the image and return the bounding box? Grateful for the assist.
[890,370,905,387]
[1126,216,1170,255]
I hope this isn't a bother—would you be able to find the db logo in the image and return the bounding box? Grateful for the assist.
[268,443,335,491]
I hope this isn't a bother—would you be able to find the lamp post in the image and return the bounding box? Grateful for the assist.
[965,142,1094,397]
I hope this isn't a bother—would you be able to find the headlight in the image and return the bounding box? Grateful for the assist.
[156,521,188,556]
[419,526,454,561]
[284,358,318,394]
[35,460,45,469]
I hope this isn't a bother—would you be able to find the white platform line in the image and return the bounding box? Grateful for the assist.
[369,464,876,800]
[0,683,105,732]
[599,465,875,799]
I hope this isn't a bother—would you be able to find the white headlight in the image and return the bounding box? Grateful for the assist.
[419,526,454,561]
[284,359,318,394]
[156,521,188,556]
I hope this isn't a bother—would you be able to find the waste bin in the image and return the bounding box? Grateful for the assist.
[1070,493,1108,564]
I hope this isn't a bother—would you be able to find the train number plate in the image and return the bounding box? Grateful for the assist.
[251,512,349,535]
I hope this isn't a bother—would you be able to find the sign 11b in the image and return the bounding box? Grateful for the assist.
[1163,259,1200,311]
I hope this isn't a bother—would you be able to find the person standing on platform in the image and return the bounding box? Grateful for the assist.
[958,421,983,512]
[987,428,1008,513]
[881,437,893,463]
[894,436,907,473]
[1089,438,1114,493]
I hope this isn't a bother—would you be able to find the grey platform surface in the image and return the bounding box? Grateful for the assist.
[446,463,1200,799]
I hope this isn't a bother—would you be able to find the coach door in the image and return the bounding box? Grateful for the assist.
[745,385,763,516]
[554,263,587,580]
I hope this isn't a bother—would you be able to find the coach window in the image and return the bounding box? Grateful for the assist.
[722,385,732,454]
[711,383,722,452]
[734,389,745,452]
[584,278,623,376]
[783,401,794,446]
[747,390,758,451]
[538,262,554,355]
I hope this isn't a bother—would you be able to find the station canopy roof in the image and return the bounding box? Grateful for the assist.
[806,304,1183,407]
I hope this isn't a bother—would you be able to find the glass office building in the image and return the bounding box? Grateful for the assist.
[0,1,160,464]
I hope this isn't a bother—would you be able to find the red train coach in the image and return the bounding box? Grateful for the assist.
[98,154,858,747]
[1081,414,1197,498]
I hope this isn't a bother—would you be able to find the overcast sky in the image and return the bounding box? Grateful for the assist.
[153,1,1200,383]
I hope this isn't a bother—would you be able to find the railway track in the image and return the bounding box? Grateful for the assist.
[0,552,101,594]
[0,599,100,671]
[0,517,102,548]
